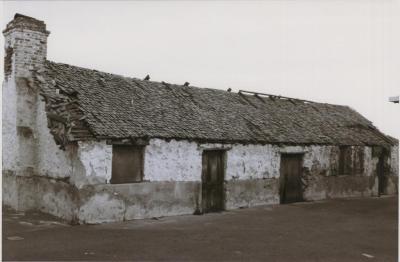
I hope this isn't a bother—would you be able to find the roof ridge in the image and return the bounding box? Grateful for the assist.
[45,60,241,95]
[46,60,137,80]
[46,60,353,108]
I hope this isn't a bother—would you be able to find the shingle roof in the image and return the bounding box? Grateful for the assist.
[36,60,395,147]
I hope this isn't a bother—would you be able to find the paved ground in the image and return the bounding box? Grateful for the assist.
[2,196,398,261]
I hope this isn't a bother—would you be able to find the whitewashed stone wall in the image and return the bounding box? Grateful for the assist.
[226,144,280,180]
[75,141,112,187]
[390,145,399,176]
[2,78,18,171]
[3,25,48,175]
[303,146,337,176]
[144,140,281,182]
[144,139,202,181]
[364,147,379,177]
[36,99,75,178]
[142,141,398,182]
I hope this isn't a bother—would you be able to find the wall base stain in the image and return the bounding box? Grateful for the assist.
[225,178,279,209]
[2,170,398,224]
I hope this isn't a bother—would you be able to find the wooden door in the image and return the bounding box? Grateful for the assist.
[280,154,304,204]
[377,153,386,195]
[202,150,225,213]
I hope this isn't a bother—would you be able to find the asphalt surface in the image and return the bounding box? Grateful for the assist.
[2,196,398,261]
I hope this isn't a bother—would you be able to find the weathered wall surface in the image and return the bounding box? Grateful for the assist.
[223,144,281,209]
[144,140,283,182]
[389,145,399,176]
[225,178,279,209]
[226,144,280,180]
[36,177,80,222]
[78,182,201,223]
[2,25,49,175]
[36,99,76,178]
[384,145,399,194]
[303,146,338,176]
[142,141,385,209]
[2,22,55,211]
[5,135,399,224]
[144,139,202,181]
[2,78,18,171]
[75,141,112,187]
[364,147,378,177]
[325,176,376,198]
[3,171,79,221]
[143,140,283,210]
[2,170,19,210]
[302,145,377,200]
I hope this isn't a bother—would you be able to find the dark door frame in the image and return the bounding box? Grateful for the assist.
[377,148,389,196]
[280,153,304,204]
[201,149,226,213]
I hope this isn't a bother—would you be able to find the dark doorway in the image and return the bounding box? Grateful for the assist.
[280,154,304,204]
[377,150,388,195]
[202,150,225,213]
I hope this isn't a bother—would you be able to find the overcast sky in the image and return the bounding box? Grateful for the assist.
[2,1,399,139]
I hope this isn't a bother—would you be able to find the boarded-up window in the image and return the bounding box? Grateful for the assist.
[111,145,144,184]
[339,146,364,175]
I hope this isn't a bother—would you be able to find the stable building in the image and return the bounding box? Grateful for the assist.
[2,14,399,224]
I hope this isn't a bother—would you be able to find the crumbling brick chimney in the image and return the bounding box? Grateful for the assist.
[3,13,49,78]
[2,14,50,209]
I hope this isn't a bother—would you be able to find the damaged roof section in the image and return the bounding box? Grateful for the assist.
[35,60,395,148]
[35,66,94,149]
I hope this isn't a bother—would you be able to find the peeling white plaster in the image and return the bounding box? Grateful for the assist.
[226,144,280,180]
[364,147,378,177]
[77,141,112,185]
[2,172,18,209]
[36,100,74,178]
[303,146,337,176]
[2,77,18,171]
[390,145,399,176]
[144,139,202,181]
[79,193,125,224]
